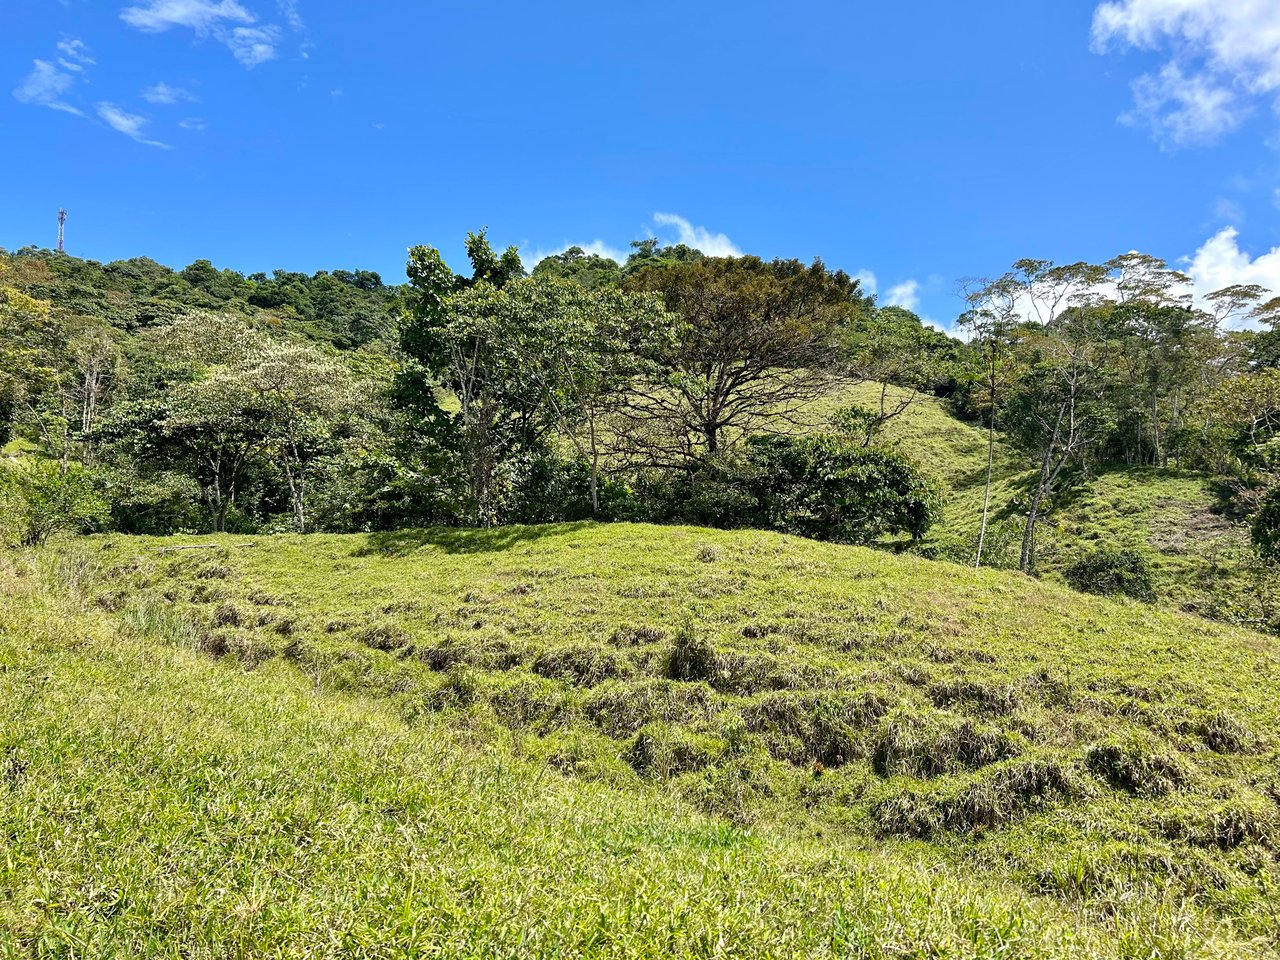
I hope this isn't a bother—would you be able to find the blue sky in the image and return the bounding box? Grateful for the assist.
[5,0,1280,329]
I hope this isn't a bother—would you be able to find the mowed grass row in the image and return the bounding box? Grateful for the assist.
[48,522,1280,952]
[0,550,1233,959]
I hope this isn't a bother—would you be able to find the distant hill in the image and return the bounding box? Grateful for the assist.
[0,247,400,348]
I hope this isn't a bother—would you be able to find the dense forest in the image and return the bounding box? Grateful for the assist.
[6,235,1280,617]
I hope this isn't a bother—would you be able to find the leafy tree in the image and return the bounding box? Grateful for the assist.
[399,235,671,523]
[532,247,622,290]
[839,305,957,442]
[619,256,864,467]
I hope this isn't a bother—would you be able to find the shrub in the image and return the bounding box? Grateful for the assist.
[0,460,109,547]
[1063,548,1157,602]
[640,435,944,545]
[1251,488,1280,562]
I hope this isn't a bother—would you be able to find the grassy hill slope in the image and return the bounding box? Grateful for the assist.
[8,523,1276,954]
[831,384,1258,623]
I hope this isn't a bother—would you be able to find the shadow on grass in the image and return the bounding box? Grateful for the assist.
[352,522,598,557]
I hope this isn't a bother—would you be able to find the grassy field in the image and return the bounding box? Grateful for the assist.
[4,523,1277,955]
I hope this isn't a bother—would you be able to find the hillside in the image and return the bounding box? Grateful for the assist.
[6,523,1276,954]
[830,383,1259,624]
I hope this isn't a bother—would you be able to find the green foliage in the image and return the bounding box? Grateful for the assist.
[531,245,622,289]
[1062,547,1157,602]
[0,459,108,546]
[648,434,943,545]
[1252,487,1280,561]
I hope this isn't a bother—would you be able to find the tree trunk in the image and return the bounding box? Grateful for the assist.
[587,415,600,516]
[1020,467,1049,574]
[975,353,998,568]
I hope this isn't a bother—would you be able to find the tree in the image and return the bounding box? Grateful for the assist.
[0,285,65,453]
[618,256,864,469]
[240,340,364,532]
[399,236,672,524]
[839,305,956,444]
[531,247,622,290]
[959,274,1020,568]
[493,279,673,514]
[1002,314,1109,573]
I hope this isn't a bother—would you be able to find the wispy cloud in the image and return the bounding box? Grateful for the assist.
[55,38,95,72]
[179,116,207,132]
[1092,0,1280,147]
[224,25,280,66]
[13,59,83,116]
[652,212,741,257]
[885,279,922,311]
[853,269,878,297]
[277,0,303,31]
[121,0,254,32]
[120,0,281,67]
[96,102,171,148]
[141,81,196,104]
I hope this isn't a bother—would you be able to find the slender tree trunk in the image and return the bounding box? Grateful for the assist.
[587,414,600,516]
[976,417,995,568]
[1020,460,1051,574]
[975,350,997,569]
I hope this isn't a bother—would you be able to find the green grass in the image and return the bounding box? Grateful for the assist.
[8,523,1278,955]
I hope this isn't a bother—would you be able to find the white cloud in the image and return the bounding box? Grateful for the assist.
[13,60,82,116]
[225,25,280,66]
[523,214,740,269]
[853,269,877,297]
[1092,0,1280,145]
[885,279,921,311]
[121,0,253,32]
[141,81,196,104]
[121,0,279,67]
[1183,227,1280,324]
[652,212,741,257]
[96,102,171,148]
[1123,63,1244,146]
[179,116,207,132]
[55,38,95,72]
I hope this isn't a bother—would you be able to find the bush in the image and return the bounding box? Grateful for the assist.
[1063,548,1157,602]
[0,460,110,547]
[643,435,944,545]
[1251,488,1280,562]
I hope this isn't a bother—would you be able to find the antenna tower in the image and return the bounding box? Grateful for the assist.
[57,209,67,253]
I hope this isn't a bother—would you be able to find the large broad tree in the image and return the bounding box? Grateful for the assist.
[618,255,867,469]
